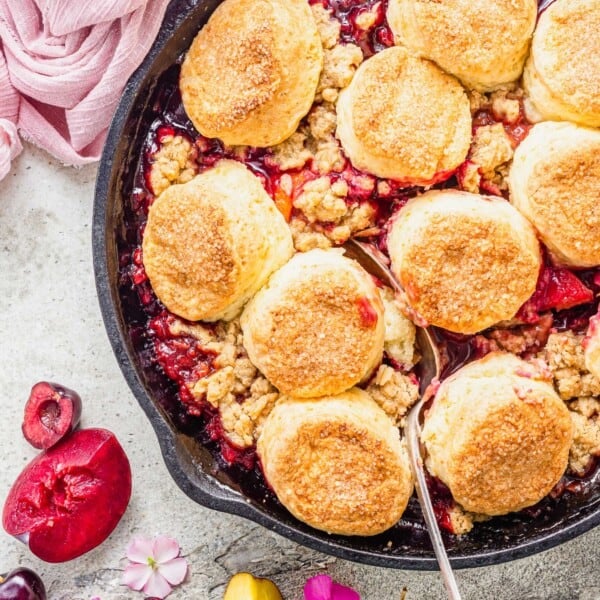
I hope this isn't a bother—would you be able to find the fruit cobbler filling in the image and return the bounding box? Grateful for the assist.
[119,0,600,536]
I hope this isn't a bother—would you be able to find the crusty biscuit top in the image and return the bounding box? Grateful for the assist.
[245,263,383,396]
[422,353,573,515]
[533,0,600,116]
[181,0,280,133]
[257,390,413,536]
[389,192,541,334]
[142,180,238,319]
[350,47,471,180]
[524,136,600,266]
[393,0,537,87]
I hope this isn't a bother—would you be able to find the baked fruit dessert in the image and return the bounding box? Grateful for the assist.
[509,121,600,269]
[421,353,573,515]
[257,388,414,536]
[387,0,537,92]
[119,0,600,544]
[523,0,600,127]
[142,160,293,321]
[241,248,385,398]
[180,0,323,146]
[387,190,541,334]
[336,46,471,183]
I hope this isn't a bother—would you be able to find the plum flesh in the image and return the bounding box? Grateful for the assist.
[3,428,132,563]
[22,382,82,449]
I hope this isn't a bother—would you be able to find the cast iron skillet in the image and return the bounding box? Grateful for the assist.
[93,0,600,570]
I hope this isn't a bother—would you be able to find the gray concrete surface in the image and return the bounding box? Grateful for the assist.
[0,144,599,599]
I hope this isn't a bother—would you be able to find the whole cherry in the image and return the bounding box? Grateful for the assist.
[0,568,46,600]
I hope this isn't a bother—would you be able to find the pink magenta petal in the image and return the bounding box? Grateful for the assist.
[158,557,188,586]
[126,536,155,563]
[304,574,333,600]
[331,582,361,600]
[143,571,173,599]
[152,535,181,563]
[122,563,153,591]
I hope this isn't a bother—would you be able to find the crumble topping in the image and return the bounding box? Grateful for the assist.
[311,134,346,174]
[366,364,419,427]
[354,3,381,30]
[269,103,346,174]
[380,287,418,368]
[317,43,364,103]
[290,196,375,251]
[540,331,600,400]
[461,123,514,195]
[308,103,338,140]
[469,123,514,180]
[448,505,490,536]
[490,89,522,124]
[310,3,340,50]
[170,318,280,448]
[148,134,197,196]
[569,411,600,476]
[539,331,600,474]
[462,87,524,194]
[269,131,313,171]
[294,176,349,223]
[289,217,333,252]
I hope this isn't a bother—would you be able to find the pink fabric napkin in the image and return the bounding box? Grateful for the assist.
[0,0,172,180]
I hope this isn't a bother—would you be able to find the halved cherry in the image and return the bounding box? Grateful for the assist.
[3,428,132,563]
[22,382,82,450]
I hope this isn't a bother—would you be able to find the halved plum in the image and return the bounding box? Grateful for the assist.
[2,428,132,563]
[22,382,82,449]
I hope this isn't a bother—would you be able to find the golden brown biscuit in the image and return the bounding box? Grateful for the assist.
[257,388,414,536]
[421,352,573,516]
[142,160,293,322]
[387,190,541,334]
[241,249,384,397]
[523,0,600,127]
[180,0,323,147]
[387,0,537,91]
[509,121,600,268]
[336,47,471,183]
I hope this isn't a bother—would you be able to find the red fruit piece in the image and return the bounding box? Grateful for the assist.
[518,265,594,322]
[541,268,594,311]
[22,382,82,450]
[3,428,132,563]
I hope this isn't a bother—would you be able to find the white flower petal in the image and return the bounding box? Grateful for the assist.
[143,571,173,599]
[126,536,155,563]
[122,563,152,591]
[159,557,188,585]
[153,535,181,563]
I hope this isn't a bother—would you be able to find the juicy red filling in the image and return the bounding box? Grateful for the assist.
[357,297,379,328]
[309,0,394,57]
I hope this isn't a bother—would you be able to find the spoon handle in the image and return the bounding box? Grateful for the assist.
[406,400,462,600]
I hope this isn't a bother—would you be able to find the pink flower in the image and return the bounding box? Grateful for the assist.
[304,574,360,600]
[122,535,188,598]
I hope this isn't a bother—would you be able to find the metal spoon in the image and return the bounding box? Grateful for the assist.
[344,239,462,600]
